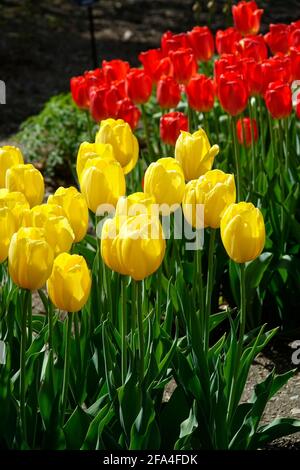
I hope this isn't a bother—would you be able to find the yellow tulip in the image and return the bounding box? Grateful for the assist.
[8,227,54,290]
[95,118,139,174]
[144,157,185,214]
[0,207,17,264]
[175,128,219,181]
[0,145,24,188]
[115,192,156,219]
[182,170,236,229]
[47,187,89,242]
[47,253,91,312]
[76,141,115,181]
[101,214,166,281]
[5,163,44,208]
[0,189,29,227]
[80,157,126,213]
[220,202,265,263]
[21,204,75,257]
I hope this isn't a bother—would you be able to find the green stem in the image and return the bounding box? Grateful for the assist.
[283,118,289,174]
[204,229,216,351]
[74,313,81,383]
[48,300,55,382]
[20,289,29,444]
[202,112,211,141]
[248,100,256,195]
[227,263,246,422]
[141,104,154,160]
[156,266,162,325]
[121,276,127,384]
[86,110,93,141]
[61,314,72,426]
[27,290,32,346]
[136,281,144,385]
[231,116,242,201]
[258,97,266,166]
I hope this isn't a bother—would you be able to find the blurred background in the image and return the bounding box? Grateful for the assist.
[0,0,298,138]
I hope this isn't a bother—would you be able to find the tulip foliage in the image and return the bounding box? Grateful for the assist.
[1,0,300,452]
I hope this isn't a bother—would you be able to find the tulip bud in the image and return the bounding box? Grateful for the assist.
[183,170,236,229]
[138,48,172,83]
[0,189,30,227]
[235,35,268,63]
[169,48,197,85]
[101,214,165,281]
[156,76,181,109]
[102,59,130,82]
[216,27,242,55]
[264,24,290,55]
[220,202,265,263]
[0,145,24,188]
[80,157,126,213]
[126,68,152,104]
[21,204,75,257]
[76,141,115,181]
[117,98,141,130]
[115,192,156,219]
[48,187,89,243]
[160,111,189,146]
[186,74,215,112]
[187,26,215,62]
[8,227,54,290]
[6,164,44,208]
[236,118,258,147]
[47,253,91,312]
[0,207,17,264]
[70,75,89,109]
[218,72,249,116]
[95,118,139,174]
[175,128,219,181]
[232,1,263,36]
[144,157,185,213]
[264,81,292,119]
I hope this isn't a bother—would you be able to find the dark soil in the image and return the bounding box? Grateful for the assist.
[1,0,299,138]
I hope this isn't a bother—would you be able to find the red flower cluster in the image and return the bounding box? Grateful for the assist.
[71,60,144,129]
[71,0,300,129]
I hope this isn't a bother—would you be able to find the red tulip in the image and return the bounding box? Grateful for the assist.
[138,49,172,82]
[169,48,197,85]
[186,74,215,112]
[156,76,181,109]
[264,24,290,55]
[264,81,292,119]
[290,47,300,80]
[126,68,152,104]
[258,58,292,95]
[242,58,262,95]
[161,31,189,55]
[216,27,242,55]
[214,54,240,83]
[296,96,300,120]
[70,76,89,109]
[232,1,263,36]
[187,26,214,61]
[89,85,120,121]
[218,72,249,116]
[289,26,300,49]
[235,35,268,62]
[102,59,130,82]
[117,98,141,130]
[160,111,188,145]
[84,68,104,88]
[236,117,258,147]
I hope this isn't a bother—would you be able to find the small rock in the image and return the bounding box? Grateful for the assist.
[291,408,300,416]
[290,395,299,400]
[123,29,133,41]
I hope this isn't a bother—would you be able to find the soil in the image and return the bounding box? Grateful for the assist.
[1,0,299,138]
[1,0,300,449]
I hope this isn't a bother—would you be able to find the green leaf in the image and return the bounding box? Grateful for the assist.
[64,406,92,449]
[253,418,300,448]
